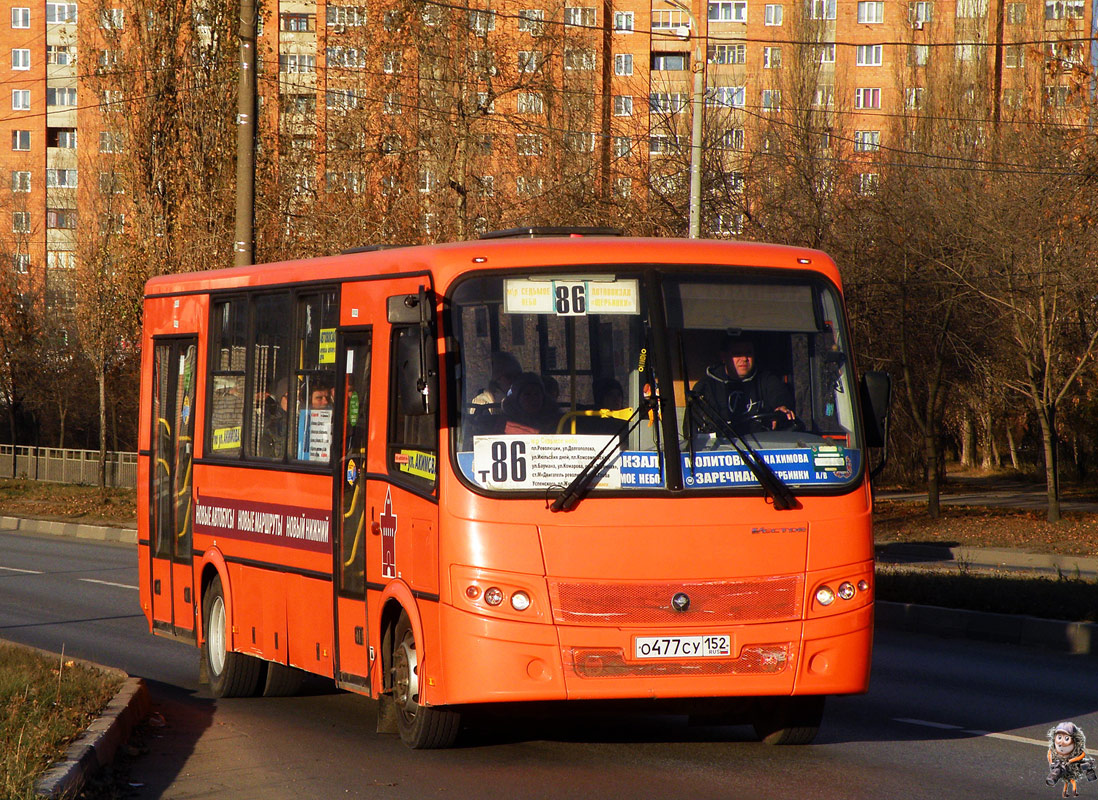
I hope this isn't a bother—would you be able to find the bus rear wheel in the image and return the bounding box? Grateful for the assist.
[391,613,460,749]
[752,696,825,745]
[202,576,262,698]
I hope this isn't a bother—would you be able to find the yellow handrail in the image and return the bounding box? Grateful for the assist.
[555,407,635,434]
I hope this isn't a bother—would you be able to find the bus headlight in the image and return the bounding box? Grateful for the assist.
[815,585,836,606]
[837,582,856,601]
[484,587,504,606]
[510,591,531,611]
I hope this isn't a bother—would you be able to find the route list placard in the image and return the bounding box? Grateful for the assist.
[471,434,621,490]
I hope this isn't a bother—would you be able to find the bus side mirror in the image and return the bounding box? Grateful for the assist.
[860,371,891,478]
[395,326,438,416]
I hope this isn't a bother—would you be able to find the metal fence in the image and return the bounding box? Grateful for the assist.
[0,446,137,488]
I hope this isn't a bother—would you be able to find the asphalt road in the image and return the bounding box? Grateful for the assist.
[1,530,1093,799]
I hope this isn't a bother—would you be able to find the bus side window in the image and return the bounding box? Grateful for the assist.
[291,291,338,464]
[207,298,247,457]
[388,325,438,488]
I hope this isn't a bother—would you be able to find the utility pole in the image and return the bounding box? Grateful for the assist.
[234,0,258,267]
[670,0,703,238]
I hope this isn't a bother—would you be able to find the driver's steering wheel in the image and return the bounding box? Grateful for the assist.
[742,411,804,432]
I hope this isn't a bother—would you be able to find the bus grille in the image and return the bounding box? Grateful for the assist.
[548,576,802,626]
[567,644,791,679]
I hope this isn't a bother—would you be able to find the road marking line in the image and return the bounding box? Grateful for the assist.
[895,718,1047,747]
[963,730,1048,747]
[894,718,963,730]
[0,565,42,574]
[79,578,138,590]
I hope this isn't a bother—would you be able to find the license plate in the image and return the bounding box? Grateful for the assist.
[634,635,731,659]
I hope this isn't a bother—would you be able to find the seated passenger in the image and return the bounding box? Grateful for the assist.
[593,377,624,411]
[500,372,558,434]
[470,351,521,414]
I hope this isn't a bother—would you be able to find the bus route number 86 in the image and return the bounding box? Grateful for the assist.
[554,283,586,316]
[491,440,527,483]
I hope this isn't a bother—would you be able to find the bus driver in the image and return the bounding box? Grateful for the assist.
[689,334,795,434]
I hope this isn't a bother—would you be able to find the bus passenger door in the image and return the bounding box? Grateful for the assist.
[150,338,198,638]
[335,331,372,688]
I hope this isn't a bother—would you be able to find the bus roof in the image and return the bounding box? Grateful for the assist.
[144,237,841,298]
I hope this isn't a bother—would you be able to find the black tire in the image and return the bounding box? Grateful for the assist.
[391,613,460,749]
[202,576,263,698]
[262,662,306,697]
[752,696,825,745]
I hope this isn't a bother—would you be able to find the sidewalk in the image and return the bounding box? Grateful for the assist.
[0,513,137,544]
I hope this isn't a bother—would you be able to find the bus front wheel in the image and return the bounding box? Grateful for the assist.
[391,613,460,749]
[202,576,262,698]
[752,696,825,745]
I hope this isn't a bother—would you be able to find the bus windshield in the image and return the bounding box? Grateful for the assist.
[451,269,861,495]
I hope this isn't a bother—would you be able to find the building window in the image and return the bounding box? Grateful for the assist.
[856,44,883,65]
[49,128,76,147]
[614,53,633,75]
[1006,2,1026,22]
[11,171,30,192]
[280,12,313,31]
[707,85,746,107]
[517,91,544,114]
[909,0,932,24]
[565,132,595,152]
[99,131,123,152]
[906,87,924,108]
[467,9,495,33]
[99,171,125,193]
[613,136,633,158]
[764,3,783,24]
[382,50,401,73]
[518,50,543,72]
[47,208,77,229]
[517,8,545,34]
[652,52,688,70]
[11,7,29,28]
[854,130,880,151]
[46,168,77,187]
[1045,85,1071,106]
[856,173,879,195]
[1045,0,1083,18]
[614,11,634,30]
[564,6,596,26]
[12,130,30,150]
[709,214,743,237]
[327,5,366,26]
[46,2,77,23]
[12,212,30,233]
[957,0,987,17]
[721,128,745,150]
[47,45,76,65]
[650,92,688,113]
[709,1,748,22]
[855,87,881,109]
[909,44,929,66]
[614,177,631,199]
[817,43,836,63]
[564,48,596,70]
[613,95,633,116]
[857,1,884,22]
[12,49,30,70]
[47,87,78,106]
[761,89,781,111]
[649,134,678,155]
[279,53,317,73]
[809,0,836,19]
[11,90,29,110]
[515,133,543,156]
[708,43,746,63]
[12,253,29,273]
[955,42,977,61]
[813,86,835,107]
[98,8,123,28]
[382,93,401,114]
[652,9,691,27]
[763,46,782,68]
[516,176,543,196]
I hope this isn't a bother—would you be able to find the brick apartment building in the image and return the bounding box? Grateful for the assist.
[0,0,1092,306]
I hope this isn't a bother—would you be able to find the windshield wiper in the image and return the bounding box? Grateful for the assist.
[549,400,656,513]
[685,392,800,511]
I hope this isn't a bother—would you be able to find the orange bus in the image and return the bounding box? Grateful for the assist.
[138,229,890,749]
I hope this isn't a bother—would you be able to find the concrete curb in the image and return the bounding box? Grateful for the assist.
[34,674,149,799]
[876,600,1098,656]
[876,541,1098,576]
[0,514,137,545]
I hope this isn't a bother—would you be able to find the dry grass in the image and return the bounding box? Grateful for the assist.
[0,643,122,800]
[0,479,135,526]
